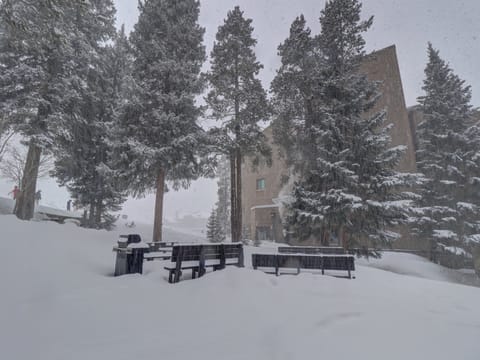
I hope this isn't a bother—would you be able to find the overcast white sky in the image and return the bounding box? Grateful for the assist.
[116,0,480,106]
[2,0,479,224]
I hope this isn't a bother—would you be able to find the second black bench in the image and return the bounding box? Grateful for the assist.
[252,253,355,279]
[164,243,244,283]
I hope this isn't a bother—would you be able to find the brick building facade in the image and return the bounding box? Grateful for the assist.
[241,45,418,244]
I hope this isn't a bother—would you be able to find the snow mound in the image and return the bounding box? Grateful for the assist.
[358,252,480,287]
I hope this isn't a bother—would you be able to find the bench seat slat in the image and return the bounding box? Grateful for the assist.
[252,253,355,278]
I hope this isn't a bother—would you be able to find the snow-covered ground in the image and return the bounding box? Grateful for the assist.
[1,215,480,360]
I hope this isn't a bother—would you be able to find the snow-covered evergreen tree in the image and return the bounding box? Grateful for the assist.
[206,208,225,243]
[271,15,323,176]
[206,6,271,243]
[415,43,480,258]
[272,0,417,248]
[53,23,128,230]
[0,0,116,220]
[113,0,208,242]
[0,17,13,161]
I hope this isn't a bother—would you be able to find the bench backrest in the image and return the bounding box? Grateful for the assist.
[278,246,346,255]
[322,256,355,271]
[252,254,355,271]
[252,254,278,268]
[149,241,177,251]
[171,244,244,264]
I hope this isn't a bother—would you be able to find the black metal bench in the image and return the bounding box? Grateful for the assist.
[252,253,355,279]
[164,243,244,283]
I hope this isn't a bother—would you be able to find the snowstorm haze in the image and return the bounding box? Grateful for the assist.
[2,2,480,358]
[113,0,480,223]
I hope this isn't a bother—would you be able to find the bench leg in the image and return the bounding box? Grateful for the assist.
[192,269,196,279]
[173,270,182,283]
[199,257,206,277]
[168,270,174,284]
[348,269,351,279]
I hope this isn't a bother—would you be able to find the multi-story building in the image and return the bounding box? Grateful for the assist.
[241,45,418,244]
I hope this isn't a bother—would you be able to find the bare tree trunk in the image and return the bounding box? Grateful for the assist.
[339,226,347,249]
[15,140,41,220]
[230,152,237,242]
[153,168,165,242]
[321,228,329,246]
[235,149,242,242]
[88,202,96,228]
[95,199,103,228]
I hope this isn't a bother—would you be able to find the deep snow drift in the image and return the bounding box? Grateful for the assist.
[1,216,479,360]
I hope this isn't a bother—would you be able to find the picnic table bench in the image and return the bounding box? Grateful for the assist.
[144,241,178,261]
[165,243,244,283]
[252,253,355,279]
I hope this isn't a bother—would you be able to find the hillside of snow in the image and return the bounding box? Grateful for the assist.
[1,215,479,360]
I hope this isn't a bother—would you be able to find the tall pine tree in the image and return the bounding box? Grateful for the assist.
[206,6,271,243]
[113,0,208,242]
[415,43,480,259]
[271,15,323,177]
[272,0,417,248]
[0,0,116,220]
[53,23,128,230]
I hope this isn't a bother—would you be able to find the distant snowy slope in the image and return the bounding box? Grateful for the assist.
[358,252,480,288]
[0,216,479,360]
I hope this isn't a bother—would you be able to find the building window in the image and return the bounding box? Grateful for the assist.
[256,226,271,241]
[256,178,266,190]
